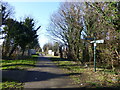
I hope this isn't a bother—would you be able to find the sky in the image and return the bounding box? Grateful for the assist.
[4,1,60,48]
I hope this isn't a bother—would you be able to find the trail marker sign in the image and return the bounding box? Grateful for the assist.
[90,40,104,44]
[90,39,104,72]
[84,37,104,72]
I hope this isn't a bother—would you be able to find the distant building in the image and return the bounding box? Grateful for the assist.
[48,50,52,55]
[48,50,54,56]
[52,52,54,56]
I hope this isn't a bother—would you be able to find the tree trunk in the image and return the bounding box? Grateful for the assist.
[59,46,63,58]
[2,39,11,57]
[9,44,17,57]
[22,49,25,56]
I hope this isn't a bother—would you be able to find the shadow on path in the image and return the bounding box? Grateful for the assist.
[2,70,80,83]
[2,56,120,89]
[2,56,81,83]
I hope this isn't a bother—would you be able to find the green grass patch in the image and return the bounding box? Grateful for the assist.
[50,57,85,73]
[1,78,24,89]
[85,81,99,87]
[36,52,40,54]
[1,56,37,70]
[49,57,120,88]
[31,54,39,57]
[1,56,38,89]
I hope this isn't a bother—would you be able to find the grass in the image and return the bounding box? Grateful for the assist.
[49,57,120,88]
[31,54,40,58]
[1,55,38,89]
[45,54,56,57]
[1,56,37,70]
[1,78,24,89]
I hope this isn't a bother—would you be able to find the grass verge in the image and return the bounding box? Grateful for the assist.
[49,57,120,89]
[1,56,37,70]
[1,55,38,89]
[1,78,24,89]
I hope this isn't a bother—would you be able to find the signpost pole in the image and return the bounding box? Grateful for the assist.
[94,37,96,72]
[86,36,104,72]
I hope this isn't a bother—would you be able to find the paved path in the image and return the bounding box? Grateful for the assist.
[23,57,79,89]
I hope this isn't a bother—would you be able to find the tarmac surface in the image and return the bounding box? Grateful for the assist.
[2,57,79,89]
[24,57,79,89]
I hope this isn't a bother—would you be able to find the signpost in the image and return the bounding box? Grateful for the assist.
[84,36,104,72]
[90,39,104,72]
[90,40,104,44]
[85,38,94,40]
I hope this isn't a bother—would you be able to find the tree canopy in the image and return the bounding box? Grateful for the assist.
[48,2,120,69]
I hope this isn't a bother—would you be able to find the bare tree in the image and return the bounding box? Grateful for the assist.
[48,2,84,63]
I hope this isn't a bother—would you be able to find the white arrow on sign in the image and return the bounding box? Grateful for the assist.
[90,40,104,43]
